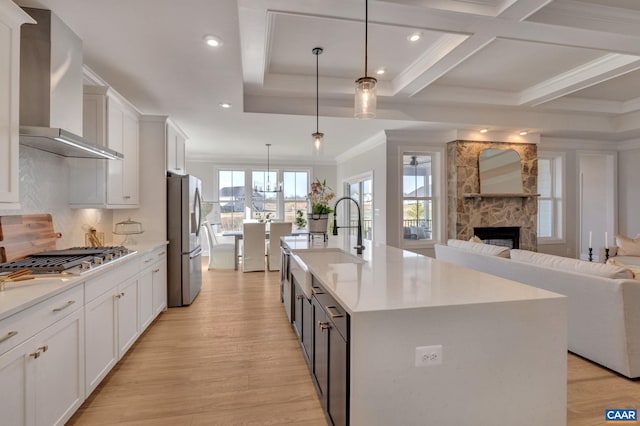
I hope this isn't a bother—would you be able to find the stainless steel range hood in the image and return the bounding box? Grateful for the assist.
[19,8,123,160]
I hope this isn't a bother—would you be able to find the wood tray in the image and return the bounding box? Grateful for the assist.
[0,214,61,262]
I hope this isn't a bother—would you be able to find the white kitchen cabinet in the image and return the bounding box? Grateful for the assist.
[84,259,140,395]
[139,247,167,330]
[117,276,139,356]
[84,286,118,395]
[0,2,33,207]
[138,266,154,332]
[69,85,139,208]
[166,119,187,174]
[152,250,168,316]
[0,300,84,426]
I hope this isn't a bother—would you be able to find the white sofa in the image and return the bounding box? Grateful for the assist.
[435,241,640,378]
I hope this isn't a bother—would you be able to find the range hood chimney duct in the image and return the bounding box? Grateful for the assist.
[19,8,123,160]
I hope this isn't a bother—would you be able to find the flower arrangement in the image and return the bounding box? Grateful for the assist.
[308,178,335,215]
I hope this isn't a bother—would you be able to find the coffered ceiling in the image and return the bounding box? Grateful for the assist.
[15,0,640,163]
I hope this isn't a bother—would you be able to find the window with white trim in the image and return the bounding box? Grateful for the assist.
[283,171,309,223]
[402,153,434,242]
[218,170,245,232]
[537,153,564,241]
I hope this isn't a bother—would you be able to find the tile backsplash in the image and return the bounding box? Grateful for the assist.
[0,146,113,249]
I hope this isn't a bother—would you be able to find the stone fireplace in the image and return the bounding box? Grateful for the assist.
[474,226,520,249]
[447,141,538,251]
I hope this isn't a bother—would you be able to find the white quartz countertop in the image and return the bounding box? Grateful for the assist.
[283,236,564,315]
[0,241,168,321]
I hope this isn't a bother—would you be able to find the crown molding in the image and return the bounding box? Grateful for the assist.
[335,131,387,164]
[539,136,613,150]
[616,138,640,151]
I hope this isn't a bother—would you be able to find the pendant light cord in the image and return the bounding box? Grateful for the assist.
[365,0,369,78]
[316,50,319,133]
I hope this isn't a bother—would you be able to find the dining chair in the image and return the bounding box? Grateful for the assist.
[201,221,235,270]
[268,221,292,271]
[242,222,266,272]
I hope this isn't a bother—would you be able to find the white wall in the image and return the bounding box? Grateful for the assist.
[336,136,387,245]
[0,146,113,248]
[618,145,640,237]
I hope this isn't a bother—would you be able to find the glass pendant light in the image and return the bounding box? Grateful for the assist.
[312,47,324,155]
[355,0,377,119]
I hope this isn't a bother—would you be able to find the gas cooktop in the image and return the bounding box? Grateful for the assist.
[0,246,136,275]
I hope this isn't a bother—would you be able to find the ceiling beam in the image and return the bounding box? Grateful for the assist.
[519,54,640,106]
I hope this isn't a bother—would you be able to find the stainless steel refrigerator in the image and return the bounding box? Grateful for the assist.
[167,173,203,307]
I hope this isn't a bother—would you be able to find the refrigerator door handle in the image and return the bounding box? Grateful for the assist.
[189,246,203,259]
[194,187,202,237]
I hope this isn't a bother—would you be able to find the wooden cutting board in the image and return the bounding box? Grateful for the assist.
[0,214,61,262]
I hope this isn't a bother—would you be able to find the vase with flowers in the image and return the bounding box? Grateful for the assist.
[307,178,334,235]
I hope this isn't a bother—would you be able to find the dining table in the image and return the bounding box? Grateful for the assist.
[222,228,308,270]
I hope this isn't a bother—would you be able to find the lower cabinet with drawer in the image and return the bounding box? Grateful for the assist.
[310,277,350,426]
[84,261,140,395]
[0,287,85,426]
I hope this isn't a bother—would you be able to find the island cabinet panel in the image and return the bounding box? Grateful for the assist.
[311,277,350,426]
[292,277,313,364]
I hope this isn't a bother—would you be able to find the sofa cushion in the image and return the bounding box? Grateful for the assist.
[511,249,633,279]
[615,234,640,256]
[447,239,510,258]
[612,255,640,268]
[608,258,640,279]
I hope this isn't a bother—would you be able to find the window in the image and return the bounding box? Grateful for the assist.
[216,168,310,228]
[252,170,278,220]
[346,176,373,241]
[402,154,433,242]
[537,153,564,241]
[283,172,309,223]
[218,170,245,232]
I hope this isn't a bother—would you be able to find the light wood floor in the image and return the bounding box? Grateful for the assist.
[68,264,640,425]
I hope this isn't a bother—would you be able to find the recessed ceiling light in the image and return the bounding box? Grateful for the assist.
[204,35,222,47]
[219,102,232,108]
[519,131,528,136]
[376,68,385,75]
[408,32,422,42]
[479,128,488,134]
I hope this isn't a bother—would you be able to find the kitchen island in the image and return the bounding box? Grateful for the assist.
[281,235,567,426]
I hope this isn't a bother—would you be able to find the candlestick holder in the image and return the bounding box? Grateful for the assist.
[588,247,593,262]
[605,248,610,263]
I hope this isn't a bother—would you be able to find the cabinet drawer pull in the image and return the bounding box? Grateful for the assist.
[0,331,18,343]
[318,321,331,331]
[152,268,160,273]
[296,294,304,300]
[123,195,131,199]
[29,351,41,359]
[158,252,166,256]
[115,292,125,299]
[326,306,344,318]
[38,345,48,353]
[52,300,76,312]
[311,287,324,295]
[144,259,153,263]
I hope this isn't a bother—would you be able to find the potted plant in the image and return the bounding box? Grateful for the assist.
[307,178,334,234]
[295,209,307,230]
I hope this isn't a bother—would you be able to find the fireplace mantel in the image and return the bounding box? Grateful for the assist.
[463,193,540,200]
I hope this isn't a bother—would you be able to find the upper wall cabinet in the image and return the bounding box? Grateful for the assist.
[0,2,34,208]
[69,86,139,208]
[166,119,187,174]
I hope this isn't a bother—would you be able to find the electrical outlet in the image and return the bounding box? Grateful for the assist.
[415,345,443,367]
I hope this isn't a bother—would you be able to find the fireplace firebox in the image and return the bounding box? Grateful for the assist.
[473,227,520,249]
